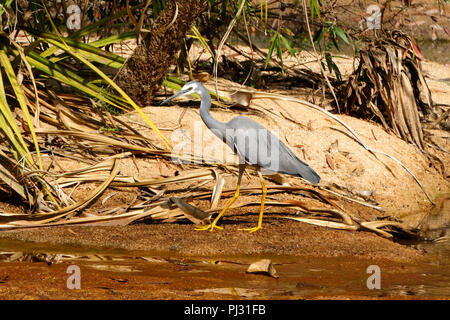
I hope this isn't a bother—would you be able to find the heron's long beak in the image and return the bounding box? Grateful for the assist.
[160,89,188,105]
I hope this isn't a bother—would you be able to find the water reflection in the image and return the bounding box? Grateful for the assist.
[0,241,448,298]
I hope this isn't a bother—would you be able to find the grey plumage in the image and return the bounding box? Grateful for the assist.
[226,116,320,183]
[162,80,320,184]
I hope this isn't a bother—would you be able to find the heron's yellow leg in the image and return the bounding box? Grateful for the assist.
[195,185,240,231]
[195,164,245,232]
[239,171,267,233]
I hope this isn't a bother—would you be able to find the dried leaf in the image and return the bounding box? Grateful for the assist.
[247,259,279,279]
[325,154,335,170]
[328,139,339,154]
[230,91,253,107]
[210,173,225,209]
[169,197,211,225]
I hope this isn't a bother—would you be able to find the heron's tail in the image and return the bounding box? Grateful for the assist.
[278,146,321,184]
[297,164,321,184]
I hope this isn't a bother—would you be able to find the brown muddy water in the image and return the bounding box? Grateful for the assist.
[0,197,449,299]
[0,237,448,299]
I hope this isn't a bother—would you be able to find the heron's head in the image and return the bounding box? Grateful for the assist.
[160,80,202,105]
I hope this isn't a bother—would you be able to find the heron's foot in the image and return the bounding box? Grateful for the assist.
[238,225,262,233]
[195,223,223,232]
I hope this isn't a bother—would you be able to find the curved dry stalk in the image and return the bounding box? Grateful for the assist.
[147,0,179,36]
[135,0,153,43]
[43,158,119,217]
[319,186,383,211]
[213,0,246,97]
[373,149,433,203]
[236,6,255,89]
[301,0,340,113]
[126,0,138,25]
[56,158,117,177]
[282,217,358,231]
[276,199,353,226]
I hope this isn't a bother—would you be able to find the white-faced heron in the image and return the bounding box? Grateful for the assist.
[161,80,320,232]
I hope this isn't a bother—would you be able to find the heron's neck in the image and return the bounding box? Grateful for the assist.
[199,88,227,139]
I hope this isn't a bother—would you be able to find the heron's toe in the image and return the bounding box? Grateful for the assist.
[195,223,223,231]
[238,225,262,233]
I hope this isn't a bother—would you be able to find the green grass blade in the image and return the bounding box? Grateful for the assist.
[0,0,13,15]
[190,26,214,59]
[334,27,349,44]
[23,49,128,111]
[0,69,28,157]
[279,34,296,56]
[43,38,172,150]
[36,4,141,58]
[310,0,320,22]
[0,47,41,169]
[275,36,283,67]
[265,32,278,69]
[23,28,126,66]
[89,31,137,48]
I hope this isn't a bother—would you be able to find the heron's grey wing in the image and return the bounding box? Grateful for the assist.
[227,116,320,184]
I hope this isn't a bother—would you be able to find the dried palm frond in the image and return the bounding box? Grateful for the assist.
[340,30,436,152]
[0,152,418,240]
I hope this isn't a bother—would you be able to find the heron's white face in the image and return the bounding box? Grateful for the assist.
[160,81,202,105]
[180,81,201,96]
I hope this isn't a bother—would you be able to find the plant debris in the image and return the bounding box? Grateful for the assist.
[246,259,279,279]
[340,31,438,151]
